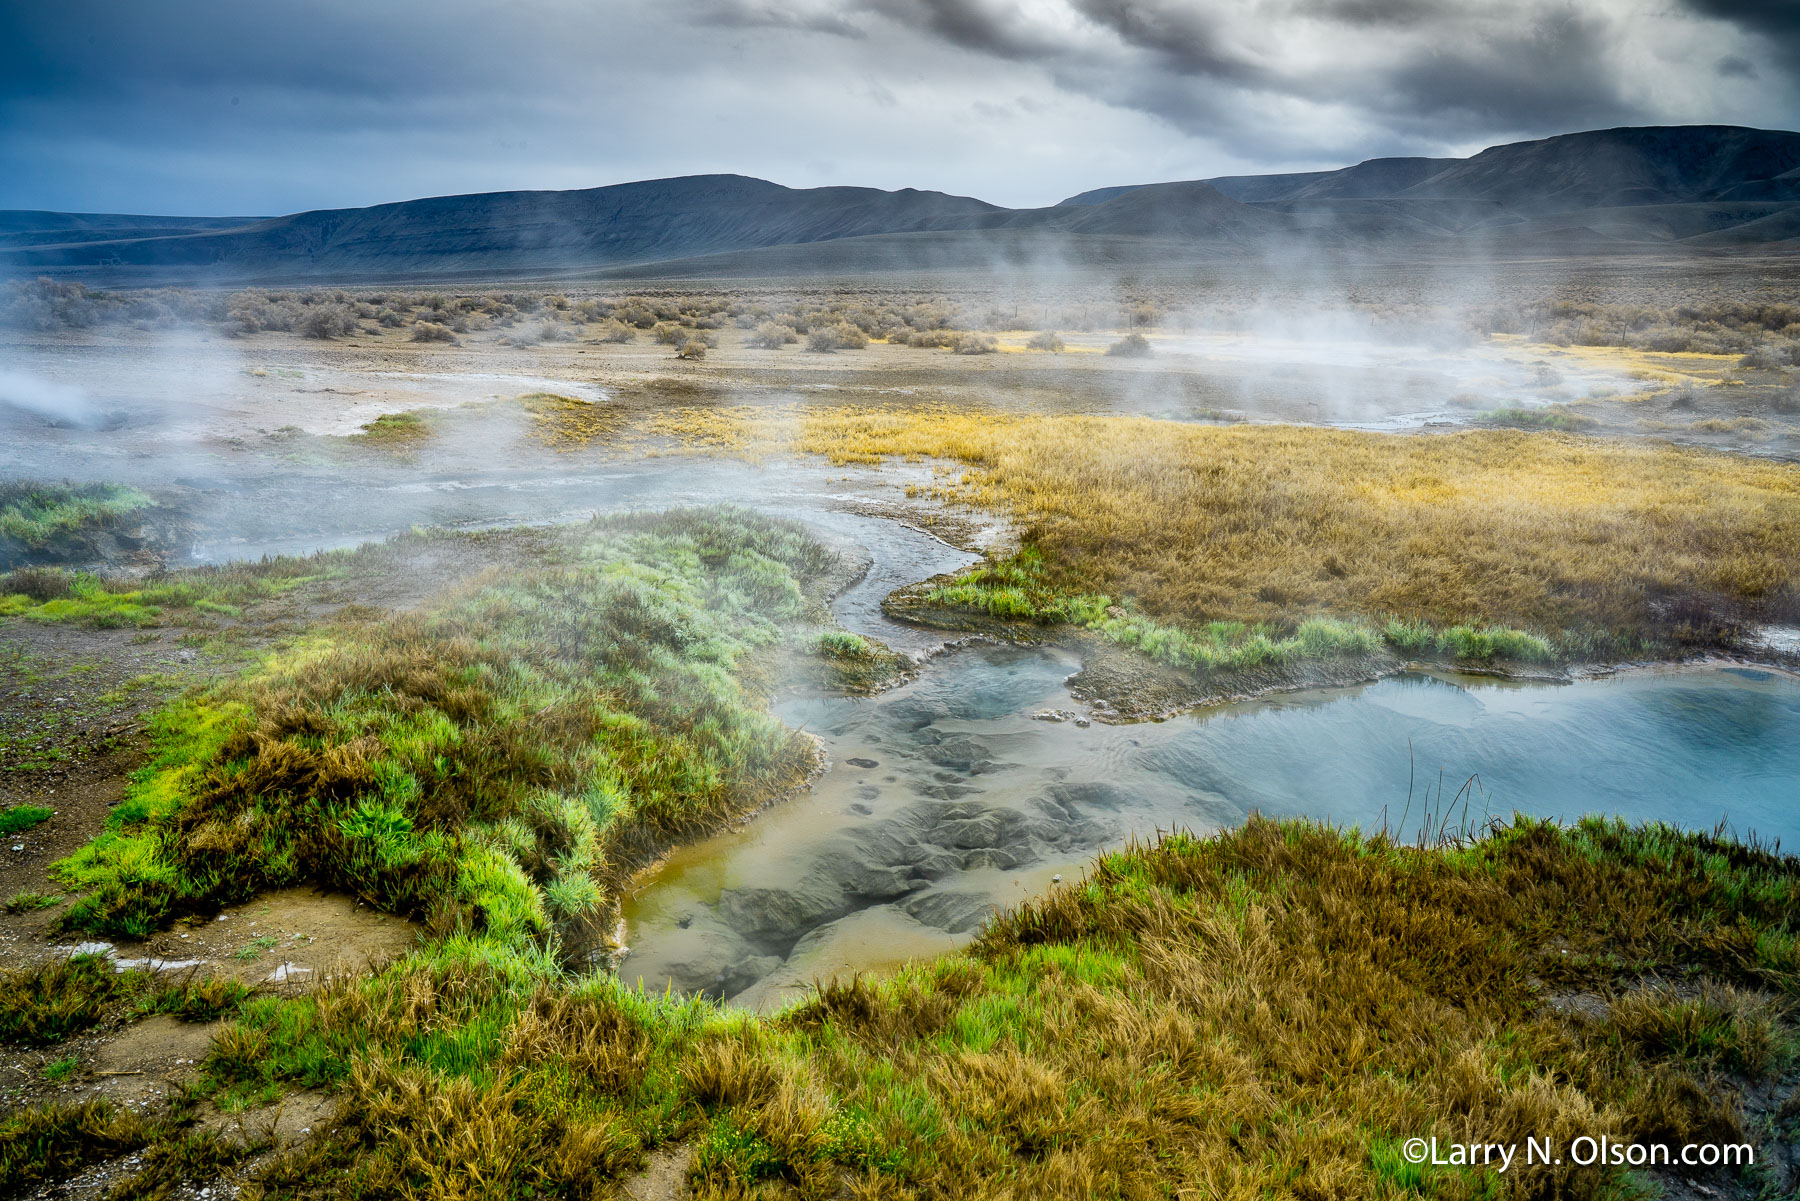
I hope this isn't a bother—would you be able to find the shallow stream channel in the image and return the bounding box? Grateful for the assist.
[623,513,1800,1011]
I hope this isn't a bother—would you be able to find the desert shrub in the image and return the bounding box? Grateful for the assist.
[675,340,706,360]
[616,301,658,329]
[227,293,298,335]
[1740,342,1799,370]
[746,322,798,349]
[954,333,998,355]
[535,322,574,344]
[299,304,357,340]
[828,322,868,349]
[591,319,636,344]
[1105,332,1152,358]
[800,323,866,352]
[1025,331,1065,352]
[905,329,961,349]
[0,278,226,332]
[651,322,687,345]
[410,322,458,345]
[1773,385,1800,416]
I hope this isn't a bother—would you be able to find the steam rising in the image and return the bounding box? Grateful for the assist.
[0,367,103,428]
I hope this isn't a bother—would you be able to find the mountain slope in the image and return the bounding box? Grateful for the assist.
[5,125,1799,283]
[1397,126,1800,212]
[1,175,1002,275]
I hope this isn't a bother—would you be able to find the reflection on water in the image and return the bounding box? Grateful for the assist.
[621,648,1800,1011]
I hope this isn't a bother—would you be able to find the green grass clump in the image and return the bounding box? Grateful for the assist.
[1479,404,1599,431]
[353,411,434,447]
[4,891,62,914]
[927,549,1556,672]
[0,955,133,1047]
[805,629,909,691]
[41,1056,79,1082]
[137,977,254,1023]
[0,481,151,550]
[51,508,851,958]
[1384,618,1556,663]
[0,804,53,834]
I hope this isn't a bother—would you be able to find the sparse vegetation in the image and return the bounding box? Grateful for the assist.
[952,332,997,355]
[40,1056,79,1082]
[1024,330,1065,351]
[138,977,254,1023]
[1481,297,1800,356]
[4,891,63,914]
[1105,331,1151,357]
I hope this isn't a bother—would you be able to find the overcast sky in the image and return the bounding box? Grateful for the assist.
[2,0,1794,215]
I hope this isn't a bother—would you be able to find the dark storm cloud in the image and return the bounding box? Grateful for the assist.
[0,0,1794,215]
[1376,10,1634,128]
[1681,0,1800,67]
[1066,0,1267,84]
[825,0,1797,164]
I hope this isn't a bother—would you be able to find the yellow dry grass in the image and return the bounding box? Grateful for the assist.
[649,405,1800,633]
